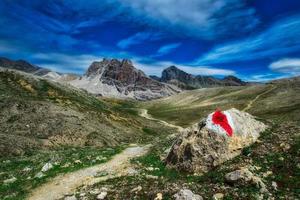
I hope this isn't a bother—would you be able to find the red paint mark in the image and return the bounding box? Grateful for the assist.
[212,110,233,137]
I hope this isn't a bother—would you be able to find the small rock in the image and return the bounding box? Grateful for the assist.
[131,185,142,193]
[262,171,273,178]
[79,193,86,197]
[154,193,163,200]
[225,168,268,193]
[64,195,77,200]
[35,172,45,178]
[22,166,32,172]
[3,177,17,184]
[278,157,284,161]
[174,189,203,200]
[213,193,224,200]
[74,160,82,164]
[62,163,71,168]
[90,188,101,195]
[146,175,158,179]
[146,167,154,171]
[41,162,53,172]
[96,191,107,200]
[272,181,278,191]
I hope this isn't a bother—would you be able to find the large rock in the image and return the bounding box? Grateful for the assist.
[165,108,267,173]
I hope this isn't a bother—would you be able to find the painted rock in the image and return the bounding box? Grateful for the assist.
[165,108,267,173]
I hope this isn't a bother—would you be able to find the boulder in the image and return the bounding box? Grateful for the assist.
[165,108,267,173]
[173,189,203,200]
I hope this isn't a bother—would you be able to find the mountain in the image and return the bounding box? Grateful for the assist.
[159,66,247,89]
[0,57,78,82]
[70,59,180,100]
[0,57,40,73]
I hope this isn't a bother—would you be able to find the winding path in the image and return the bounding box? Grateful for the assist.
[27,145,150,200]
[138,108,184,132]
[243,85,276,112]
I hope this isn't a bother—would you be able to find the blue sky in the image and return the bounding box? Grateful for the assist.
[0,0,300,81]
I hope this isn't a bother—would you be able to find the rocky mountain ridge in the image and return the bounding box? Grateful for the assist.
[154,66,247,89]
[0,57,78,82]
[70,58,180,100]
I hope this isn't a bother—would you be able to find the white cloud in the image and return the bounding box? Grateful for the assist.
[32,53,101,73]
[269,58,300,75]
[119,0,259,39]
[132,60,235,76]
[117,32,162,49]
[196,15,300,65]
[245,74,290,82]
[155,43,181,57]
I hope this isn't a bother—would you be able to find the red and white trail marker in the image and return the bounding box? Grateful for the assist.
[206,109,234,137]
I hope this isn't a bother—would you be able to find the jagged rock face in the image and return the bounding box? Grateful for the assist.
[70,59,180,100]
[165,108,267,173]
[160,66,246,89]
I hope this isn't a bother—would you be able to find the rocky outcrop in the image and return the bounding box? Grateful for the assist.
[165,108,267,173]
[159,66,247,89]
[70,59,180,100]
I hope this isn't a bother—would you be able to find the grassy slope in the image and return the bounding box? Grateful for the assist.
[0,69,176,199]
[142,79,300,127]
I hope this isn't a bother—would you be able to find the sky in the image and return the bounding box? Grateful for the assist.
[0,0,300,81]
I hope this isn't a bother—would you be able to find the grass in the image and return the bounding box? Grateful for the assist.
[0,146,124,200]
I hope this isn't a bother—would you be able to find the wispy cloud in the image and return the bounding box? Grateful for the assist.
[132,60,235,76]
[196,15,300,65]
[32,53,101,74]
[119,0,259,39]
[269,58,300,75]
[117,32,162,49]
[245,74,290,82]
[153,43,181,57]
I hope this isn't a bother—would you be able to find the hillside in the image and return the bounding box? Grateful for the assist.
[141,77,300,127]
[0,68,173,157]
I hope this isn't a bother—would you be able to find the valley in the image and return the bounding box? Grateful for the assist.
[0,64,299,200]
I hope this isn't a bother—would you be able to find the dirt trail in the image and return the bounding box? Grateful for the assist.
[139,108,184,132]
[27,145,150,200]
[243,85,276,112]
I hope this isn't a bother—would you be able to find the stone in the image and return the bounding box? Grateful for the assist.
[131,185,142,193]
[64,195,77,200]
[272,181,278,191]
[165,109,267,173]
[225,168,268,193]
[174,189,203,200]
[41,162,53,172]
[213,193,224,200]
[154,193,163,200]
[90,188,101,195]
[96,191,107,200]
[34,172,45,178]
[3,177,17,184]
[74,160,82,164]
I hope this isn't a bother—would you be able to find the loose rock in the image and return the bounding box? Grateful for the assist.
[173,189,203,200]
[96,191,107,200]
[41,162,53,172]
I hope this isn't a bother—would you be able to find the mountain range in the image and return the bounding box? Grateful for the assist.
[0,57,247,100]
[151,66,247,89]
